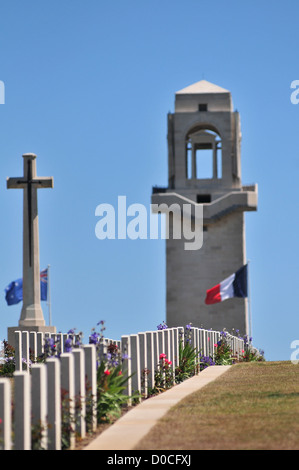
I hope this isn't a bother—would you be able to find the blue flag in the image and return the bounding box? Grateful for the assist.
[4,269,48,306]
[4,278,23,305]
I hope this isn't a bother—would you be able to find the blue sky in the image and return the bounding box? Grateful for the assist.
[0,1,298,361]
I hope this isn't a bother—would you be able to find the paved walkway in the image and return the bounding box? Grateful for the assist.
[83,365,231,450]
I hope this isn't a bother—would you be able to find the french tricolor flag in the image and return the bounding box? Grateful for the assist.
[205,264,248,305]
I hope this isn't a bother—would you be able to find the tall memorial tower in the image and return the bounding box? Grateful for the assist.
[152,80,258,335]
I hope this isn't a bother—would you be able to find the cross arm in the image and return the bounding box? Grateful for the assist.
[6,176,54,189]
[6,177,25,189]
[32,177,54,188]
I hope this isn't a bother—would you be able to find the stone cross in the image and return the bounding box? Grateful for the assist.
[7,153,53,328]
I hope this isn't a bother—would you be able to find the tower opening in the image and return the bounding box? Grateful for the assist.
[186,128,222,180]
[195,147,213,179]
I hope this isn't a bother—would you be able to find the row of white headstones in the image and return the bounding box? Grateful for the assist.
[0,327,245,450]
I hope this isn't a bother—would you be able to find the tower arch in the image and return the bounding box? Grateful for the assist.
[185,127,222,180]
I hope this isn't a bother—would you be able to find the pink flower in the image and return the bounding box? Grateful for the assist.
[165,359,172,366]
[159,353,167,359]
[104,370,110,375]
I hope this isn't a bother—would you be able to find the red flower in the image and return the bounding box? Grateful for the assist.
[104,370,110,375]
[159,353,167,359]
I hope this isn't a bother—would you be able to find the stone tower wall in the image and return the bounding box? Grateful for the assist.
[166,210,248,335]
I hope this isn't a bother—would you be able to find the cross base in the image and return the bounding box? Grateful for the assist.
[7,325,57,349]
[19,303,46,327]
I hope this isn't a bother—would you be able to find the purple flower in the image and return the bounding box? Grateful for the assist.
[64,338,72,353]
[200,355,215,369]
[90,332,99,344]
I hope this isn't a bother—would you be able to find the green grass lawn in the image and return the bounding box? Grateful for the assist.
[135,361,299,450]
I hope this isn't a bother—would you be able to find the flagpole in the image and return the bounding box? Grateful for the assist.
[47,264,52,326]
[247,259,252,341]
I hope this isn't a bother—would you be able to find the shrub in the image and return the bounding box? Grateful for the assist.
[151,353,174,394]
[175,324,198,383]
[89,321,137,423]
[214,331,235,365]
[0,340,15,377]
[96,359,131,422]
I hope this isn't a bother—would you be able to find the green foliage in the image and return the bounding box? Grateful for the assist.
[31,420,48,451]
[151,353,174,394]
[214,333,235,365]
[239,348,265,362]
[175,339,198,383]
[90,321,139,423]
[175,324,198,383]
[202,330,265,368]
[60,388,76,450]
[96,360,131,423]
[0,340,16,377]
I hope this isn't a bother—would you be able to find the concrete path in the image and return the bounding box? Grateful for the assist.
[83,365,231,450]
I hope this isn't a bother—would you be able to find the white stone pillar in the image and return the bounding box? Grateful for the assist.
[22,331,30,372]
[192,327,199,371]
[145,331,155,391]
[14,331,22,371]
[46,357,61,450]
[56,333,63,356]
[14,371,31,450]
[60,353,75,450]
[121,335,132,403]
[203,329,208,357]
[0,379,12,450]
[138,332,147,397]
[29,331,37,363]
[130,335,141,400]
[172,328,179,368]
[83,344,97,432]
[31,363,48,449]
[73,349,86,438]
[157,330,165,358]
[37,332,44,357]
[153,331,159,367]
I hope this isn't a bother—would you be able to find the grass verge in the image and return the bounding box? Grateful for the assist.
[134,361,299,450]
